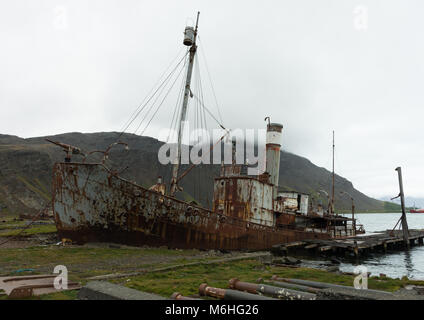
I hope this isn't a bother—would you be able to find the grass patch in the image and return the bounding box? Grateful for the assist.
[112,259,265,297]
[0,224,57,237]
[0,245,208,282]
[0,220,26,231]
[383,201,402,212]
[33,290,79,300]
[115,259,424,298]
[16,175,51,201]
[34,178,50,195]
[2,246,424,300]
[0,289,79,300]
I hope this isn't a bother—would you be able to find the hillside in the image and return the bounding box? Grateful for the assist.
[379,196,424,210]
[0,132,399,216]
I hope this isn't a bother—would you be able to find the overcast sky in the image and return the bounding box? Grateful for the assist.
[1,0,423,199]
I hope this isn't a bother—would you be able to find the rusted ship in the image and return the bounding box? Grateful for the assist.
[50,13,364,250]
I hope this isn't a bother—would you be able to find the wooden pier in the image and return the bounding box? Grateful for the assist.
[271,229,424,258]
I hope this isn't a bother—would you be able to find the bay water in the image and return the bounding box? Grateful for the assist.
[338,212,424,279]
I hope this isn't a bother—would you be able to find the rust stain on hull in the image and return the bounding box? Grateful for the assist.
[52,163,330,250]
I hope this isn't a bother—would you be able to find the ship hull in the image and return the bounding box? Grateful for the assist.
[410,209,424,213]
[52,163,330,250]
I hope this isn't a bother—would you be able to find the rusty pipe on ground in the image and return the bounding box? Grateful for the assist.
[171,292,201,300]
[199,283,276,300]
[259,278,320,294]
[271,276,334,289]
[270,276,387,294]
[229,278,316,300]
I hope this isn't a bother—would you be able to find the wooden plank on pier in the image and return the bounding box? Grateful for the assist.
[270,229,424,258]
[304,244,318,250]
[285,241,306,248]
[318,246,333,252]
[386,239,402,244]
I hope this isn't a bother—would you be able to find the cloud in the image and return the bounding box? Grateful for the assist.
[0,0,423,197]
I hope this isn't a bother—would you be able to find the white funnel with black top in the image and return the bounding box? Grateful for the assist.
[265,122,283,191]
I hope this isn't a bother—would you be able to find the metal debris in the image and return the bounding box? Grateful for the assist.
[170,292,201,300]
[198,283,276,300]
[229,278,316,300]
[0,275,80,298]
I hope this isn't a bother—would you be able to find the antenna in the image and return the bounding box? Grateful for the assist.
[195,11,200,31]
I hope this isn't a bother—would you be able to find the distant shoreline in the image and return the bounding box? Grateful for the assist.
[339,211,405,215]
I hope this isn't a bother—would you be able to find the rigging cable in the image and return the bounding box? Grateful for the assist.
[194,56,203,202]
[133,53,188,135]
[197,57,209,138]
[119,48,185,134]
[138,57,188,137]
[191,93,228,132]
[166,62,187,143]
[198,36,224,125]
[117,50,189,140]
[196,60,208,207]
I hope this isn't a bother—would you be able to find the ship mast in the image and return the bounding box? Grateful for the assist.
[170,12,200,196]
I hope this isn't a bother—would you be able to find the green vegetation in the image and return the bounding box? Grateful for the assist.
[16,175,51,201]
[116,259,424,297]
[0,289,79,301]
[337,201,402,214]
[0,219,26,231]
[31,290,79,300]
[0,205,13,218]
[1,245,424,300]
[34,178,50,196]
[383,201,402,212]
[0,246,211,283]
[0,224,57,237]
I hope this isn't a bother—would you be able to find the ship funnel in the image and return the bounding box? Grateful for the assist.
[265,122,283,191]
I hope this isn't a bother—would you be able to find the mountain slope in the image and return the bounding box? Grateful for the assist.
[380,196,424,209]
[0,132,398,216]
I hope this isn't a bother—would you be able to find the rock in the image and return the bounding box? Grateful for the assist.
[271,258,285,265]
[403,286,424,295]
[208,249,221,256]
[316,287,422,300]
[270,244,286,256]
[326,266,339,273]
[414,287,424,295]
[330,256,341,264]
[283,256,301,265]
[260,255,272,265]
[78,281,167,300]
